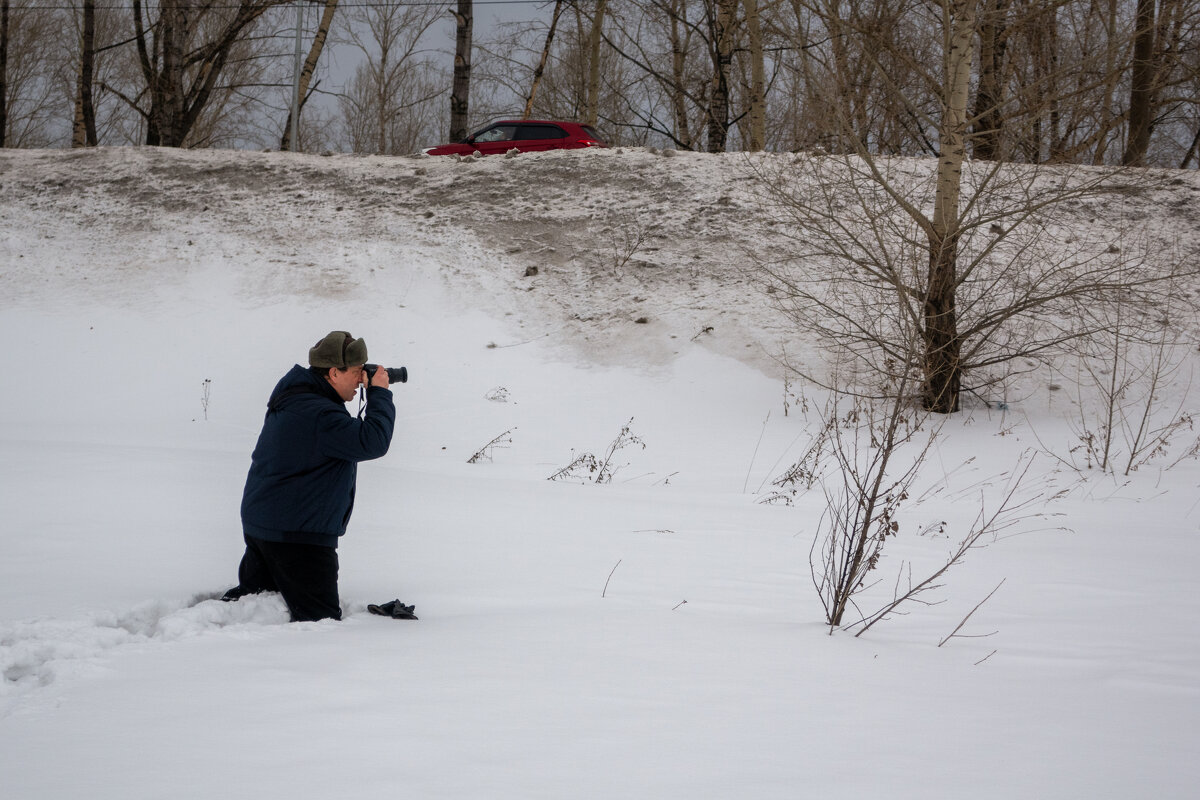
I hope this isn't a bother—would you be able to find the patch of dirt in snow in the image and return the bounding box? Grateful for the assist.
[2,146,1198,381]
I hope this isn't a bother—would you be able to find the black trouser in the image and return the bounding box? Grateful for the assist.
[228,534,342,622]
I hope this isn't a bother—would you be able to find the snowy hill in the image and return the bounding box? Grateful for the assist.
[1,146,1198,798]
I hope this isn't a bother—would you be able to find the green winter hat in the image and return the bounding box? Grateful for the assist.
[308,330,368,369]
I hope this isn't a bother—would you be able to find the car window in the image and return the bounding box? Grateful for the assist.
[515,124,567,141]
[473,125,518,143]
[582,125,604,142]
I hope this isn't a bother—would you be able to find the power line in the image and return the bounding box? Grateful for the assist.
[14,0,558,10]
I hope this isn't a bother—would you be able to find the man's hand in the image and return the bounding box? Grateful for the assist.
[369,364,389,389]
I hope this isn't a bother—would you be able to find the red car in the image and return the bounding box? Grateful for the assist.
[424,120,607,157]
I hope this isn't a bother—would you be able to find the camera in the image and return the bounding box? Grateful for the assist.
[364,363,408,384]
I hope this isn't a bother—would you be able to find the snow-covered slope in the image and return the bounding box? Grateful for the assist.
[1,146,1198,798]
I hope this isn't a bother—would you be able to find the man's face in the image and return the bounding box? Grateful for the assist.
[326,365,366,402]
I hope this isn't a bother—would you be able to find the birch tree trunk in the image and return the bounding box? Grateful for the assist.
[585,0,607,128]
[743,0,765,151]
[924,0,977,413]
[1091,0,1124,165]
[375,24,390,153]
[1123,0,1156,165]
[154,0,187,146]
[523,0,564,119]
[1045,6,1063,161]
[72,0,98,147]
[450,0,472,142]
[1,0,11,147]
[971,0,1008,160]
[1122,0,1190,166]
[705,0,737,153]
[669,0,693,149]
[281,0,338,152]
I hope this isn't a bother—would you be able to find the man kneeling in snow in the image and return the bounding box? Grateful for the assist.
[222,331,395,621]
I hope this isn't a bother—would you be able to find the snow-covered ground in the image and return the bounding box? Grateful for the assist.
[1,146,1198,798]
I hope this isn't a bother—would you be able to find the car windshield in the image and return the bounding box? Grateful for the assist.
[582,126,604,141]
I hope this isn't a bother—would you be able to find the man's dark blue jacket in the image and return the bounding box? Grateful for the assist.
[241,365,396,548]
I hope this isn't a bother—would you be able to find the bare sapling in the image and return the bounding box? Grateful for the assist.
[781,371,810,418]
[597,213,650,276]
[547,452,600,482]
[760,413,837,505]
[1058,279,1195,476]
[467,428,515,464]
[201,378,212,421]
[1118,327,1193,477]
[848,453,1056,637]
[548,418,645,483]
[594,417,645,483]
[810,374,935,630]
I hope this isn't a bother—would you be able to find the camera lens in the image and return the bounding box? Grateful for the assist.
[365,363,408,384]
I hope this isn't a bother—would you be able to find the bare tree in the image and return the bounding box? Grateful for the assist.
[971,0,1010,160]
[425,0,766,150]
[1120,0,1198,166]
[772,0,1199,166]
[71,0,97,147]
[52,6,133,146]
[750,143,1196,421]
[783,0,979,411]
[0,1,61,147]
[1,0,9,146]
[976,0,1200,167]
[758,0,1197,413]
[780,0,941,155]
[129,0,289,147]
[585,0,608,127]
[281,0,339,152]
[705,0,737,152]
[523,0,565,118]
[599,0,711,148]
[472,0,635,141]
[337,1,443,155]
[1125,0,1159,164]
[742,0,766,151]
[924,0,977,411]
[450,0,473,142]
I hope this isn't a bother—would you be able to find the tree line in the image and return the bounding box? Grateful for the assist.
[0,0,1196,167]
